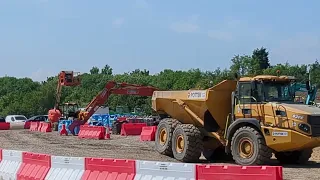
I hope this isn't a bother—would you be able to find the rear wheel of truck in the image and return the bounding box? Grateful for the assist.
[171,124,203,162]
[231,126,272,165]
[275,149,312,164]
[155,118,181,156]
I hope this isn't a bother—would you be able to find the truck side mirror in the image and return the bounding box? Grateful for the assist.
[306,80,310,91]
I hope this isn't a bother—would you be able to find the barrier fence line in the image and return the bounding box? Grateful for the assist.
[0,148,283,180]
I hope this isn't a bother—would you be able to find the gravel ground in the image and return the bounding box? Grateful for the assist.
[0,129,319,180]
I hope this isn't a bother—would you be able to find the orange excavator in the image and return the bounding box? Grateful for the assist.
[48,71,81,125]
[64,81,158,135]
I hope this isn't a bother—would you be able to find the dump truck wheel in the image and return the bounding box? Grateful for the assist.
[171,124,203,162]
[155,118,181,156]
[231,126,272,165]
[275,149,313,164]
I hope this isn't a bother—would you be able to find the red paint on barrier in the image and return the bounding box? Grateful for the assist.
[40,122,52,132]
[37,122,43,131]
[196,165,283,180]
[140,126,157,141]
[17,152,51,180]
[120,123,147,136]
[78,125,106,139]
[29,122,40,131]
[0,122,10,130]
[82,158,135,180]
[24,122,31,129]
[105,127,111,139]
[0,149,2,162]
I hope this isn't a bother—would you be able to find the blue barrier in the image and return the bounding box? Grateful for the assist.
[91,114,112,127]
[88,113,145,128]
[58,120,80,135]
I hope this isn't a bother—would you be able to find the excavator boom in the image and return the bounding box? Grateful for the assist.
[69,81,158,135]
[48,71,81,123]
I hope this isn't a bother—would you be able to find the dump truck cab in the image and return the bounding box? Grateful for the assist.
[226,75,320,165]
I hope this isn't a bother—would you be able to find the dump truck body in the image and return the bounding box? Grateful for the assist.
[152,80,237,136]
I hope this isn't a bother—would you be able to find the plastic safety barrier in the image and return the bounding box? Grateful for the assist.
[38,122,43,131]
[135,160,195,179]
[0,122,10,130]
[46,156,84,180]
[29,122,40,131]
[196,164,283,180]
[82,158,136,179]
[0,149,23,179]
[78,125,106,139]
[24,121,31,129]
[120,123,147,136]
[140,126,157,141]
[0,149,284,180]
[10,122,26,130]
[39,122,52,132]
[17,152,51,179]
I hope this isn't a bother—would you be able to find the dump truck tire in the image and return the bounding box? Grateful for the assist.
[155,118,181,156]
[171,124,203,162]
[275,149,313,164]
[231,126,272,165]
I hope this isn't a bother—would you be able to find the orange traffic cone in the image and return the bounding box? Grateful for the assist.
[60,124,68,136]
[105,127,111,139]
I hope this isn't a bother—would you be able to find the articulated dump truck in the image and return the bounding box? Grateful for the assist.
[151,75,320,165]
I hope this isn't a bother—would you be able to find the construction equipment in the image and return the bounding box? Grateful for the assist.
[291,67,318,105]
[68,81,158,135]
[292,83,317,105]
[60,102,80,119]
[48,71,81,124]
[152,74,320,165]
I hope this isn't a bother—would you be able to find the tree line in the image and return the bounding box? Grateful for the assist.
[0,47,319,117]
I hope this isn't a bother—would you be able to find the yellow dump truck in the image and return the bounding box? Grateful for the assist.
[151,75,320,165]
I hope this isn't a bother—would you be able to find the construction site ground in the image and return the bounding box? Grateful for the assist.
[0,129,319,180]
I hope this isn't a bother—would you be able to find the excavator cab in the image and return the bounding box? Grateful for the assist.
[60,102,79,119]
[58,71,81,86]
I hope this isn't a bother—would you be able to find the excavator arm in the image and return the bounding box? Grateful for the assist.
[68,81,158,135]
[48,71,81,123]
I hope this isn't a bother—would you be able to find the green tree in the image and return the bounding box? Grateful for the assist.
[252,47,270,74]
[101,64,113,75]
[90,66,99,74]
[0,46,317,117]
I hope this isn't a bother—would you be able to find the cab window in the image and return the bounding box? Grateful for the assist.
[238,83,253,103]
[238,82,263,103]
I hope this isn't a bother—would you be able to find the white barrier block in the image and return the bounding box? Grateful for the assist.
[45,156,84,180]
[9,122,25,130]
[135,160,195,180]
[0,150,23,180]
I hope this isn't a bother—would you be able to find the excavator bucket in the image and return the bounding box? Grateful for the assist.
[58,71,81,86]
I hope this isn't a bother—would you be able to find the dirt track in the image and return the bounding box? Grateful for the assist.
[0,129,319,180]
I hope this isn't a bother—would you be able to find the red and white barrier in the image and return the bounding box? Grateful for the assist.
[140,126,157,141]
[120,123,147,136]
[0,149,23,179]
[0,122,27,130]
[0,148,283,180]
